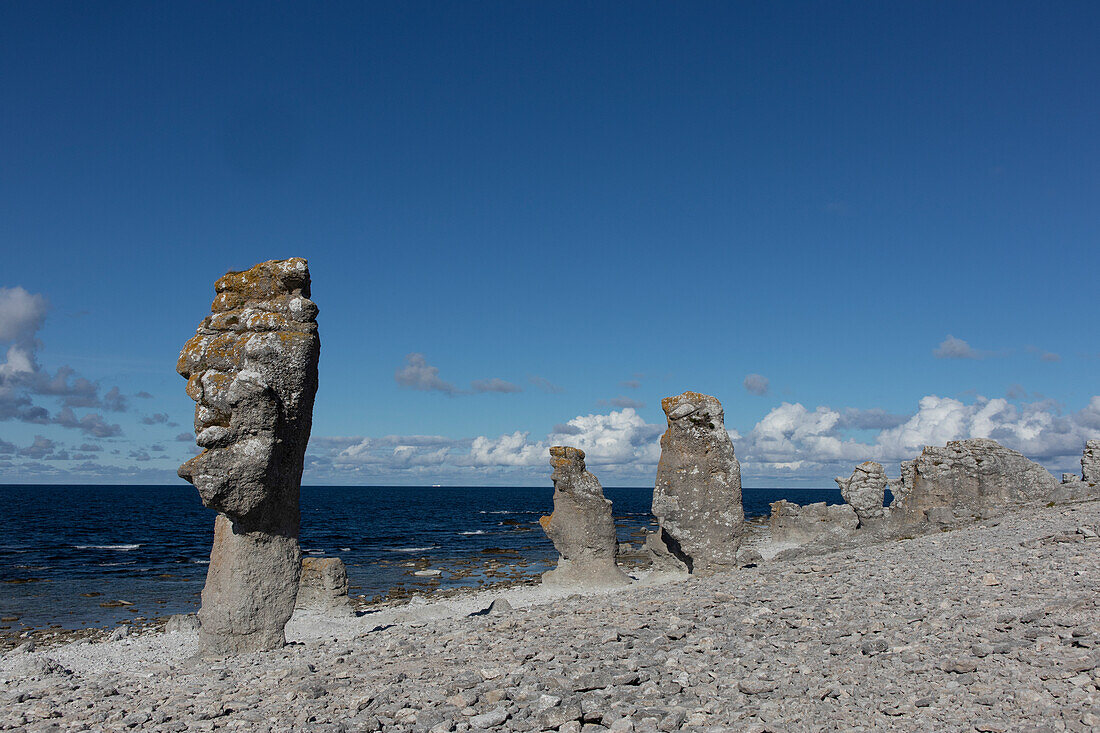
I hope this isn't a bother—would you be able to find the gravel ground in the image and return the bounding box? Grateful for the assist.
[1,499,1098,732]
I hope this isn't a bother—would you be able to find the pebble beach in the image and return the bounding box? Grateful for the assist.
[3,498,1097,732]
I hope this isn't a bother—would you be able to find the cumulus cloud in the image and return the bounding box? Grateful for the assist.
[135,391,154,399]
[141,413,169,425]
[0,286,127,431]
[0,438,15,454]
[933,335,991,360]
[395,353,458,395]
[471,378,522,394]
[175,432,194,442]
[529,375,564,394]
[308,408,665,483]
[739,394,1100,479]
[620,380,641,390]
[54,407,122,437]
[743,374,770,396]
[18,435,56,460]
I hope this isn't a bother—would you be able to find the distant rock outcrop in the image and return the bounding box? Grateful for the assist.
[540,447,629,588]
[177,258,320,656]
[889,438,1057,525]
[651,392,743,574]
[769,500,858,546]
[1083,440,1100,486]
[296,557,354,616]
[835,461,888,526]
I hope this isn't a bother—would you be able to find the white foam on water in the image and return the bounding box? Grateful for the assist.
[73,544,141,551]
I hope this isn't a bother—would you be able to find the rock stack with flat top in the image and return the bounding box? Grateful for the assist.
[177,258,320,657]
[651,391,743,574]
[540,446,629,587]
[889,438,1057,526]
[835,461,888,527]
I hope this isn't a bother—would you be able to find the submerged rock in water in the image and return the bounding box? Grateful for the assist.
[651,391,743,574]
[296,557,354,616]
[889,438,1057,526]
[177,258,320,657]
[835,461,888,526]
[540,447,629,588]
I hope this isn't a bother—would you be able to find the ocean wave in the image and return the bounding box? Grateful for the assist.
[97,561,136,567]
[458,530,486,536]
[73,544,141,551]
[478,510,512,514]
[384,546,436,553]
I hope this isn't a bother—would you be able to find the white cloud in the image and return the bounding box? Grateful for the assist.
[471,377,522,394]
[743,373,769,395]
[933,335,985,360]
[529,375,564,394]
[394,353,459,395]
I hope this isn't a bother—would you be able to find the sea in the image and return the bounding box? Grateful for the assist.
[0,485,847,631]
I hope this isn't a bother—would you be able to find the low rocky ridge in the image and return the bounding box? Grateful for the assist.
[3,500,1098,732]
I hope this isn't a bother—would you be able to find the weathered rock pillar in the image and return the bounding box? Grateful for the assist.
[540,447,629,587]
[651,391,743,574]
[835,461,888,527]
[177,258,320,656]
[1083,440,1100,486]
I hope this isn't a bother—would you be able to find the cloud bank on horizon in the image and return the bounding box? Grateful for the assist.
[1,281,1097,487]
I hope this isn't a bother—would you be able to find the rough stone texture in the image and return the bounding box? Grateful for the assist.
[835,461,888,525]
[540,447,629,588]
[768,500,859,546]
[296,557,353,616]
[651,392,744,574]
[8,501,1100,733]
[889,438,1058,526]
[177,258,320,656]
[1083,439,1100,486]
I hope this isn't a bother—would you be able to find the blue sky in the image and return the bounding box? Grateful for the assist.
[1,2,1097,486]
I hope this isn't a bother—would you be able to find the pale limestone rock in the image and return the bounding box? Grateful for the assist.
[651,392,743,574]
[768,500,858,546]
[296,557,353,616]
[889,438,1057,526]
[1083,440,1100,485]
[178,258,319,656]
[835,461,888,525]
[540,447,629,588]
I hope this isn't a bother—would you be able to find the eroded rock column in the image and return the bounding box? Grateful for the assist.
[651,391,743,574]
[1083,440,1100,486]
[540,447,629,587]
[177,258,320,656]
[835,461,888,527]
[296,557,354,616]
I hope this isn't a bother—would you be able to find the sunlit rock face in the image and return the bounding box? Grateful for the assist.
[1083,440,1100,486]
[540,446,629,588]
[178,258,319,657]
[651,391,743,574]
[296,556,354,616]
[836,461,888,526]
[889,438,1057,526]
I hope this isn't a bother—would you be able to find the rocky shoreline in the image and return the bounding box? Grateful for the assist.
[3,498,1098,732]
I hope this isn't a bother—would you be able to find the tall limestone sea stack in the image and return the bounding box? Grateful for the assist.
[651,391,743,574]
[540,447,629,587]
[177,258,320,656]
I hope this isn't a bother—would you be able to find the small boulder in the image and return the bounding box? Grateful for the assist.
[166,614,201,633]
[296,557,354,616]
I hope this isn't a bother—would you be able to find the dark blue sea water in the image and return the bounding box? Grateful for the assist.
[0,485,845,631]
